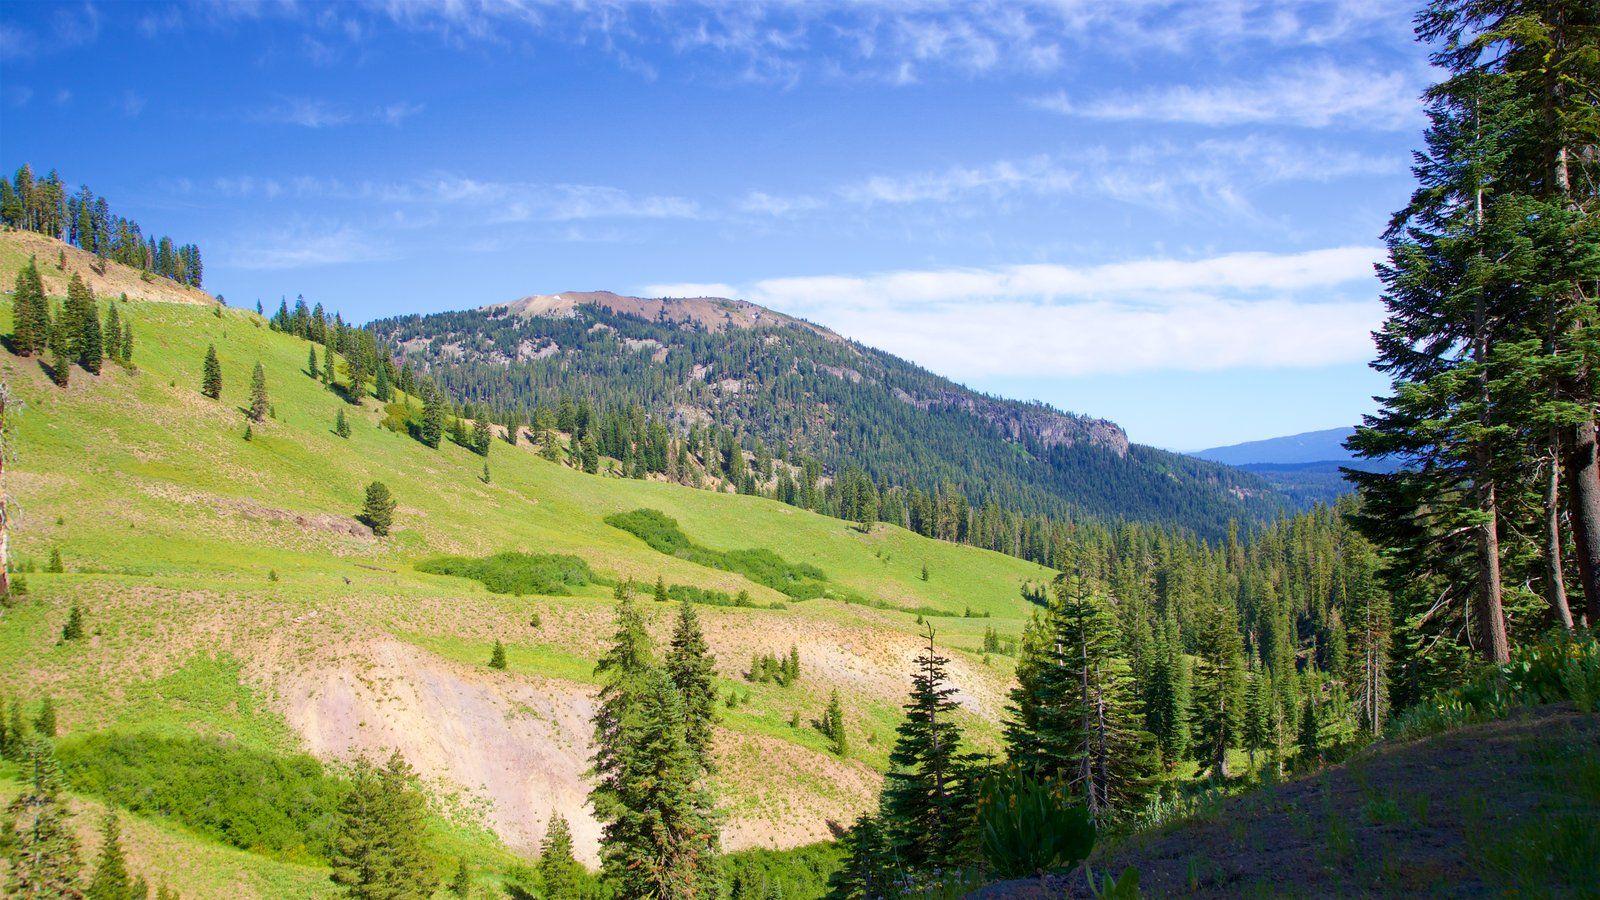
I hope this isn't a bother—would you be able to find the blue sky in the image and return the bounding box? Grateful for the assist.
[0,0,1423,449]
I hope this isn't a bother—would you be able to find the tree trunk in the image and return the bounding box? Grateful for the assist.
[1474,476,1510,663]
[1565,417,1600,628]
[1544,430,1574,629]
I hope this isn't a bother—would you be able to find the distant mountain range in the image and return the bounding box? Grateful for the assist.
[372,290,1289,537]
[1191,427,1397,508]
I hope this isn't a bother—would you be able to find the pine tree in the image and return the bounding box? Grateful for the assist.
[1004,577,1154,817]
[1144,610,1191,767]
[590,586,718,898]
[827,813,892,900]
[472,419,492,457]
[102,303,122,364]
[86,811,134,900]
[666,598,719,773]
[329,751,439,900]
[308,345,319,379]
[1243,664,1272,777]
[488,640,507,670]
[360,482,396,536]
[9,258,50,357]
[248,362,269,422]
[880,625,979,879]
[334,408,351,439]
[120,323,133,364]
[34,697,55,739]
[420,390,445,449]
[67,274,103,375]
[4,739,82,897]
[201,345,222,399]
[1191,593,1245,779]
[374,363,392,403]
[537,814,583,899]
[61,604,84,641]
[824,690,847,755]
[47,316,72,387]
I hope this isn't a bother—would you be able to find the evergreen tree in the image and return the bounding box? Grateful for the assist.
[9,258,50,357]
[1144,610,1191,767]
[537,814,582,898]
[824,690,847,756]
[120,323,133,364]
[360,482,396,536]
[589,586,718,898]
[47,316,72,387]
[374,363,392,403]
[1242,664,1273,776]
[61,604,84,641]
[666,598,719,774]
[329,752,438,900]
[3,739,82,897]
[420,390,445,449]
[67,274,103,375]
[827,813,892,900]
[335,408,351,439]
[308,345,319,379]
[86,811,134,900]
[248,362,269,422]
[102,303,122,364]
[201,345,222,400]
[1191,593,1245,779]
[34,697,55,739]
[1004,577,1154,817]
[448,858,470,898]
[488,639,507,670]
[471,419,492,457]
[879,625,979,879]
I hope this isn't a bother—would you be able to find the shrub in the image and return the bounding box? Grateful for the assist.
[417,552,595,596]
[977,769,1095,879]
[58,732,345,863]
[605,508,831,599]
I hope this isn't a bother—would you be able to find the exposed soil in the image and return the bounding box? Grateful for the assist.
[975,705,1600,898]
[0,230,217,306]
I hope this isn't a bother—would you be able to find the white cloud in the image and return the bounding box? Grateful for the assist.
[250,98,425,128]
[118,90,146,117]
[644,246,1384,377]
[1032,61,1422,130]
[222,221,394,270]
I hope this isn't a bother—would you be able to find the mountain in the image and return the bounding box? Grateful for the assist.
[1192,427,1357,466]
[371,290,1286,538]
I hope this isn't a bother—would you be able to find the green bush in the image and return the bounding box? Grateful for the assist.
[1388,629,1600,740]
[417,552,595,596]
[605,509,830,599]
[978,768,1095,879]
[58,732,345,864]
[722,841,844,899]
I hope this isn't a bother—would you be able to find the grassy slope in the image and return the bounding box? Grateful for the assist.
[0,232,1050,893]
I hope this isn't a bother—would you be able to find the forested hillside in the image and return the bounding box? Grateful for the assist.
[368,292,1285,542]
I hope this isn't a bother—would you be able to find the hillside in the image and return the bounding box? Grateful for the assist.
[979,704,1600,898]
[371,291,1287,539]
[0,233,1057,894]
[1192,427,1357,466]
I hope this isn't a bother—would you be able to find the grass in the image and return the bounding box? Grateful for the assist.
[415,551,597,596]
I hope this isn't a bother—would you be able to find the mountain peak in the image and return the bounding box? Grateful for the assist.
[485,290,821,335]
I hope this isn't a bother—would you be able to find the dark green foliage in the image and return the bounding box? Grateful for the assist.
[61,604,84,641]
[58,731,345,863]
[471,418,492,456]
[1192,591,1246,779]
[723,841,844,900]
[976,769,1094,879]
[86,812,135,900]
[746,648,801,686]
[448,858,470,897]
[360,481,395,536]
[1005,577,1156,817]
[329,752,439,899]
[537,814,585,898]
[667,599,719,771]
[47,548,65,573]
[65,273,103,375]
[4,738,82,897]
[201,344,222,399]
[416,552,595,596]
[102,302,123,364]
[878,627,981,880]
[419,389,445,449]
[308,345,319,378]
[334,408,351,439]
[822,690,847,755]
[47,313,72,386]
[34,696,56,738]
[488,639,507,670]
[9,257,50,356]
[606,509,831,599]
[827,814,891,900]
[242,424,253,442]
[248,361,269,422]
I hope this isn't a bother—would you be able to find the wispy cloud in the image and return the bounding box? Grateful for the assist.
[1031,61,1422,130]
[645,246,1384,377]
[221,221,395,270]
[118,90,146,118]
[250,97,424,128]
